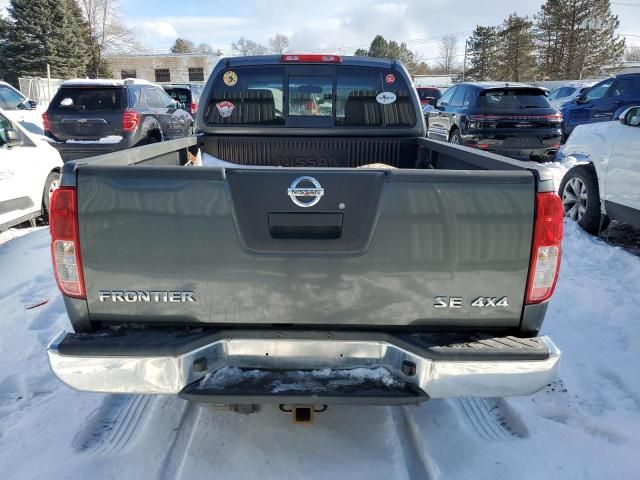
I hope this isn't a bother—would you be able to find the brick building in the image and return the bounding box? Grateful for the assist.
[105,53,222,84]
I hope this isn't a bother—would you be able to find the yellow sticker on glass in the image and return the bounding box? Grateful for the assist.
[223,71,238,86]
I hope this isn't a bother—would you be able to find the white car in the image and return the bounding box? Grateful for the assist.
[558,105,640,234]
[0,108,63,231]
[547,81,596,109]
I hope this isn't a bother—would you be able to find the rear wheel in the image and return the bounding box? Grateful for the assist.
[449,128,462,145]
[42,171,60,223]
[559,166,608,234]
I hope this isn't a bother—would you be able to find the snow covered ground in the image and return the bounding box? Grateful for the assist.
[0,222,639,479]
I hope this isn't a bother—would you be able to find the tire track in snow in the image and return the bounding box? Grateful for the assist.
[72,394,151,453]
[390,406,438,480]
[455,398,528,440]
[159,401,202,480]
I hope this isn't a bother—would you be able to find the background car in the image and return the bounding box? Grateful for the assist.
[547,81,595,109]
[560,73,640,137]
[0,108,62,231]
[427,81,563,161]
[44,79,194,161]
[558,105,640,234]
[0,81,37,111]
[162,83,203,117]
[415,86,442,107]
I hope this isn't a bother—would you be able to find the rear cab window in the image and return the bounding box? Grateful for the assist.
[417,88,441,101]
[479,88,552,109]
[164,87,191,104]
[50,87,125,112]
[203,64,416,128]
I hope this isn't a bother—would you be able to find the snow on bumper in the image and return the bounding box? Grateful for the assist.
[47,331,561,399]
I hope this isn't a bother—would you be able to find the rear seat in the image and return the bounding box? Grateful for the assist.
[206,89,276,124]
[343,90,414,126]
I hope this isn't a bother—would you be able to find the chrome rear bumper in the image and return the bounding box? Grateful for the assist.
[47,331,560,400]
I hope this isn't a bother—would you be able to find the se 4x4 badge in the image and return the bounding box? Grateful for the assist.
[434,296,509,308]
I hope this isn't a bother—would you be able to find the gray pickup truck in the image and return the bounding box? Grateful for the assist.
[47,55,563,409]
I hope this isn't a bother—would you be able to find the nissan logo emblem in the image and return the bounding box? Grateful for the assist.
[287,176,324,208]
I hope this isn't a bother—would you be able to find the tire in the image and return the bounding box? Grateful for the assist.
[558,165,609,234]
[42,171,60,223]
[147,135,160,145]
[449,128,462,145]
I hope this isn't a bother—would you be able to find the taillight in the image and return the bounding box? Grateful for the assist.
[42,112,51,131]
[280,54,342,63]
[189,102,198,115]
[122,109,140,132]
[50,187,85,299]
[526,192,563,304]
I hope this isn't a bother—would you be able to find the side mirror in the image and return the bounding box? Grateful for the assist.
[619,106,640,126]
[3,128,23,147]
[575,94,587,104]
[27,100,37,109]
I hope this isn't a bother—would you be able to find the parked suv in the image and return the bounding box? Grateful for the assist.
[547,81,595,109]
[560,73,640,137]
[427,82,563,162]
[558,105,640,234]
[44,79,194,161]
[0,81,36,110]
[162,83,203,117]
[416,86,442,107]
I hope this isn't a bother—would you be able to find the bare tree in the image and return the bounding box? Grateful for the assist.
[79,0,145,77]
[196,42,214,54]
[269,33,290,54]
[437,35,458,74]
[231,37,268,56]
[626,46,640,61]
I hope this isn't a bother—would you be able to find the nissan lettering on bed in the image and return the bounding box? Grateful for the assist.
[46,54,562,415]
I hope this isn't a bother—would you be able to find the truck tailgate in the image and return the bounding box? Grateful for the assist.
[77,165,535,328]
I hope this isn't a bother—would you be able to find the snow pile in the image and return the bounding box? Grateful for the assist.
[199,366,401,393]
[66,136,123,145]
[201,152,241,168]
[541,155,581,191]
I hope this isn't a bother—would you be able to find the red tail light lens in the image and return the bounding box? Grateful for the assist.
[50,187,85,299]
[189,102,198,115]
[280,54,342,63]
[526,192,563,304]
[42,112,51,132]
[122,109,140,132]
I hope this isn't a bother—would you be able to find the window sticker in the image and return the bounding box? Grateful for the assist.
[385,73,396,84]
[216,100,235,117]
[376,92,397,104]
[223,71,238,86]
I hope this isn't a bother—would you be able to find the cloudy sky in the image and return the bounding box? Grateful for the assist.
[2,0,639,60]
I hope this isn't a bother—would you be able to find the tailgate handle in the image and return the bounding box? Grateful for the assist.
[268,213,343,240]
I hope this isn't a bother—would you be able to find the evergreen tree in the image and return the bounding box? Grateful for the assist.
[368,35,389,58]
[170,38,195,54]
[496,14,537,82]
[354,35,420,72]
[535,0,625,79]
[2,0,90,83]
[466,26,499,81]
[0,15,10,82]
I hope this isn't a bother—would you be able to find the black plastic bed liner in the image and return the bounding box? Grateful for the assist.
[179,367,427,405]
